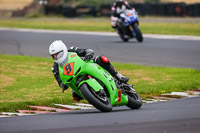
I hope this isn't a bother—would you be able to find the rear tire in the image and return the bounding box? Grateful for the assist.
[126,92,142,109]
[117,26,129,42]
[79,83,112,112]
[119,34,129,42]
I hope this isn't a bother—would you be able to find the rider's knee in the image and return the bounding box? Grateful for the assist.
[112,25,117,29]
[101,56,110,63]
[94,56,110,65]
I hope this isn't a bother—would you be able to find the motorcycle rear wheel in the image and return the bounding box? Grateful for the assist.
[79,83,112,112]
[126,92,142,109]
[119,34,129,42]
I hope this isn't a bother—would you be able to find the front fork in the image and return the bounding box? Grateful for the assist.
[129,22,139,36]
[129,24,136,36]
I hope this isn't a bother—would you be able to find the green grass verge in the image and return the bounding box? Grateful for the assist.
[0,54,200,112]
[0,18,200,36]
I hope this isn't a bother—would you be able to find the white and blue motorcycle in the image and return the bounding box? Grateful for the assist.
[114,9,143,42]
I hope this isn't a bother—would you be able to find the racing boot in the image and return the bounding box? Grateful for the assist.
[115,72,129,83]
[94,56,129,84]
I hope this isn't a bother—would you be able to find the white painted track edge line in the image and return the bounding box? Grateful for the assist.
[0,27,200,41]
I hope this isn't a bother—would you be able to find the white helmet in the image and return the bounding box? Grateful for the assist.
[49,40,68,65]
[116,0,124,6]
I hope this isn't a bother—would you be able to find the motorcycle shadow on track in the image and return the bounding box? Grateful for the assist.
[110,40,143,44]
[56,107,141,115]
[109,36,145,44]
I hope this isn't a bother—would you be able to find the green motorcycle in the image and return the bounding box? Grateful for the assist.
[59,52,142,112]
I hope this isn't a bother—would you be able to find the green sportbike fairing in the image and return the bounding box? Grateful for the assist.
[59,52,142,112]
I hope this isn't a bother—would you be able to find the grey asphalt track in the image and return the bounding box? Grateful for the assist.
[0,97,200,133]
[0,29,200,133]
[0,29,200,69]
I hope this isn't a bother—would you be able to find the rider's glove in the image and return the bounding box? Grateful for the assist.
[117,18,122,23]
[59,83,68,92]
[85,49,94,61]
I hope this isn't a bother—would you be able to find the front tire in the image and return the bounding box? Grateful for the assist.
[134,26,143,42]
[126,92,142,109]
[79,83,112,112]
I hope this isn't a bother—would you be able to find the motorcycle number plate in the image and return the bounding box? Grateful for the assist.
[63,62,74,76]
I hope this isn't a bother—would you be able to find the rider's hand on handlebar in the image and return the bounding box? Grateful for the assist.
[84,53,94,61]
[59,83,68,92]
[84,49,94,61]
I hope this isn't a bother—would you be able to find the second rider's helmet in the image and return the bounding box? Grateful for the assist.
[49,40,68,66]
[116,0,124,7]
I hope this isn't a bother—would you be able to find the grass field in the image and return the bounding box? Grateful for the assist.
[0,17,200,36]
[0,54,199,112]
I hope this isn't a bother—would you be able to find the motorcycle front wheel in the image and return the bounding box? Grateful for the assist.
[126,91,142,109]
[133,25,143,42]
[79,83,112,112]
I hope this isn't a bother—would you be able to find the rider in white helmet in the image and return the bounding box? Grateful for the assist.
[49,40,129,101]
[111,0,132,29]
[49,40,68,66]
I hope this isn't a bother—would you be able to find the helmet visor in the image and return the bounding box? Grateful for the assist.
[117,2,123,7]
[51,51,64,60]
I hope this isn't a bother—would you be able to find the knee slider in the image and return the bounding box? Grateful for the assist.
[101,56,109,63]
